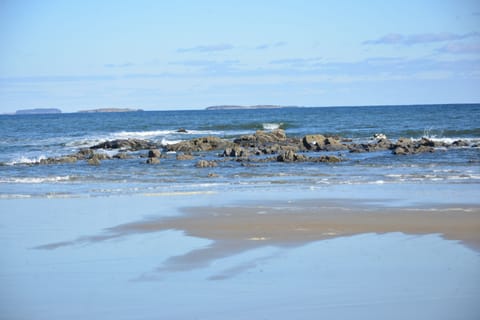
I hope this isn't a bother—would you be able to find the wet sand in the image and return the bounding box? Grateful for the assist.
[36,199,480,272]
[3,195,480,319]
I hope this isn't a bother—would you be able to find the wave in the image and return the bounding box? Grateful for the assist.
[262,123,283,130]
[111,129,223,139]
[5,155,47,166]
[0,176,73,184]
[199,121,290,132]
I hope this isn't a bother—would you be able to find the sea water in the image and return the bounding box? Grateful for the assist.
[0,104,479,200]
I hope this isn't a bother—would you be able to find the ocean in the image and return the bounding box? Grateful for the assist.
[1,104,479,199]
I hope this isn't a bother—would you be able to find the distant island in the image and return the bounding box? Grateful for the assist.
[15,108,62,115]
[77,108,144,113]
[206,105,299,110]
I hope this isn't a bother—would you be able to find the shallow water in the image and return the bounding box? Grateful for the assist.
[1,104,479,198]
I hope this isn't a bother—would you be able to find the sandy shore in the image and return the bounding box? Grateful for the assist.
[36,199,480,272]
[3,194,480,319]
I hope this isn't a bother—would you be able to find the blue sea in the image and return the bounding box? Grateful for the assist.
[1,104,479,200]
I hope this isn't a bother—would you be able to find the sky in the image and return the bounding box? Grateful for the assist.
[0,0,479,112]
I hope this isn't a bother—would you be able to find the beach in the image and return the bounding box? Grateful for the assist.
[1,186,480,320]
[1,105,480,319]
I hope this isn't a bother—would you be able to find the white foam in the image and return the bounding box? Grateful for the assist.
[263,123,282,130]
[0,176,72,184]
[112,129,223,139]
[6,155,47,165]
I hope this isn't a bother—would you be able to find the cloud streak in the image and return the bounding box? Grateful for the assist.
[364,32,480,45]
[177,43,234,53]
[437,43,480,54]
[255,41,287,50]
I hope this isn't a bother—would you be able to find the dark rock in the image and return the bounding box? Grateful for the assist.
[148,149,162,158]
[392,147,409,155]
[418,137,435,147]
[392,137,435,155]
[177,128,188,133]
[310,155,342,163]
[146,157,160,164]
[223,146,249,157]
[302,134,326,150]
[396,137,412,147]
[91,138,154,151]
[277,150,307,162]
[74,149,94,160]
[40,156,78,165]
[114,152,131,159]
[322,137,348,151]
[87,157,101,166]
[452,140,469,147]
[234,129,287,146]
[168,136,232,152]
[196,160,218,168]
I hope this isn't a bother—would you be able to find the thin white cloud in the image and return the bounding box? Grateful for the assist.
[177,44,234,53]
[364,32,480,45]
[255,41,287,50]
[437,42,480,54]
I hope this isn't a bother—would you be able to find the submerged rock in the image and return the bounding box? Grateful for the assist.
[146,157,160,165]
[176,153,194,161]
[195,160,218,168]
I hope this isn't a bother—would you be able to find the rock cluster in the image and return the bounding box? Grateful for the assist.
[19,128,473,168]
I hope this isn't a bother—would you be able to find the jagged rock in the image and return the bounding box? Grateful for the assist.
[176,153,194,160]
[277,150,307,162]
[195,160,218,168]
[322,137,348,151]
[223,146,249,157]
[74,149,94,160]
[310,155,342,163]
[91,138,154,151]
[87,157,101,166]
[40,156,78,165]
[168,136,232,152]
[392,137,435,155]
[92,153,110,160]
[452,140,469,147]
[146,157,160,164]
[113,152,131,159]
[303,134,326,150]
[148,149,162,158]
[234,129,287,146]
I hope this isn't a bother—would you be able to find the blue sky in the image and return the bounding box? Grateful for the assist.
[0,0,479,112]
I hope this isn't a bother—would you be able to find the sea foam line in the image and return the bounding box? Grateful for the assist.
[0,176,72,184]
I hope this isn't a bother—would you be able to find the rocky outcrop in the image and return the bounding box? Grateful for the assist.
[167,136,233,153]
[223,146,249,157]
[392,137,435,155]
[234,129,287,147]
[91,139,154,151]
[277,150,307,162]
[302,135,347,151]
